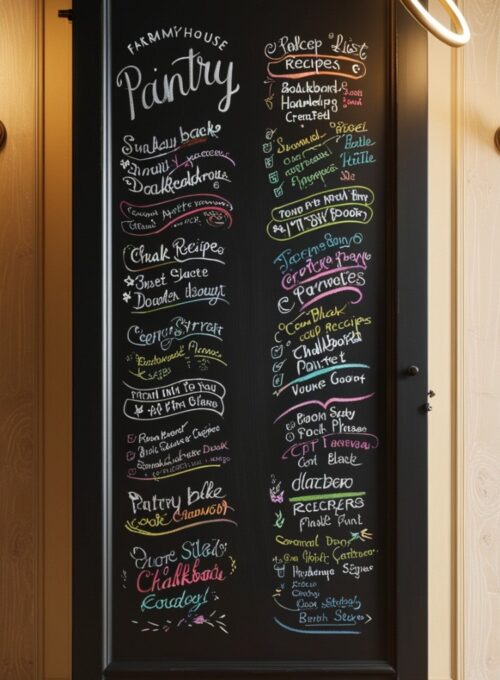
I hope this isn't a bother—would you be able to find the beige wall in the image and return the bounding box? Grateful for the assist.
[428,2,456,678]
[428,1,500,678]
[461,1,500,678]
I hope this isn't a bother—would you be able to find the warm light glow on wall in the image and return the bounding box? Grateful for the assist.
[401,0,471,46]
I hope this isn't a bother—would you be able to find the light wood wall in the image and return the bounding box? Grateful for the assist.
[428,2,456,678]
[429,1,500,677]
[0,0,42,679]
[461,1,500,678]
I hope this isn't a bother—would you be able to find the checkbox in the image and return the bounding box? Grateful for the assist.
[271,345,284,360]
[273,374,284,388]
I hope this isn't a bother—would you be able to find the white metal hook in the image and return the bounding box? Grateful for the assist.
[400,0,471,46]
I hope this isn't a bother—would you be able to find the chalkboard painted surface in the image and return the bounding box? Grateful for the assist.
[73,1,428,677]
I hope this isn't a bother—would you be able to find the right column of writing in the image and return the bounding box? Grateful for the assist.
[262,27,383,640]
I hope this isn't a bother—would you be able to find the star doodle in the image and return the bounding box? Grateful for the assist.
[124,276,135,287]
[122,292,131,303]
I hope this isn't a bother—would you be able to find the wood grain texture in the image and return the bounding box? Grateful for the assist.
[462,1,500,678]
[43,1,72,677]
[428,2,455,677]
[0,0,41,679]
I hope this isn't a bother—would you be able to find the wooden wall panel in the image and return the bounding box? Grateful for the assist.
[428,2,456,678]
[43,2,72,678]
[0,1,41,679]
[462,0,500,678]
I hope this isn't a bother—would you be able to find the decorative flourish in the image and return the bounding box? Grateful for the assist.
[263,78,275,109]
[265,95,274,110]
[272,588,300,612]
[229,555,237,575]
[269,474,284,503]
[274,510,285,528]
[131,619,172,633]
[349,528,373,543]
[181,610,228,634]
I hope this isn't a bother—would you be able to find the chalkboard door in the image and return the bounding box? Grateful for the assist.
[73,1,428,678]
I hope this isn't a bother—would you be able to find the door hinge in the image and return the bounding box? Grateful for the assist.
[58,9,73,22]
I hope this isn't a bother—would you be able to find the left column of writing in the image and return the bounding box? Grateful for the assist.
[110,18,242,654]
